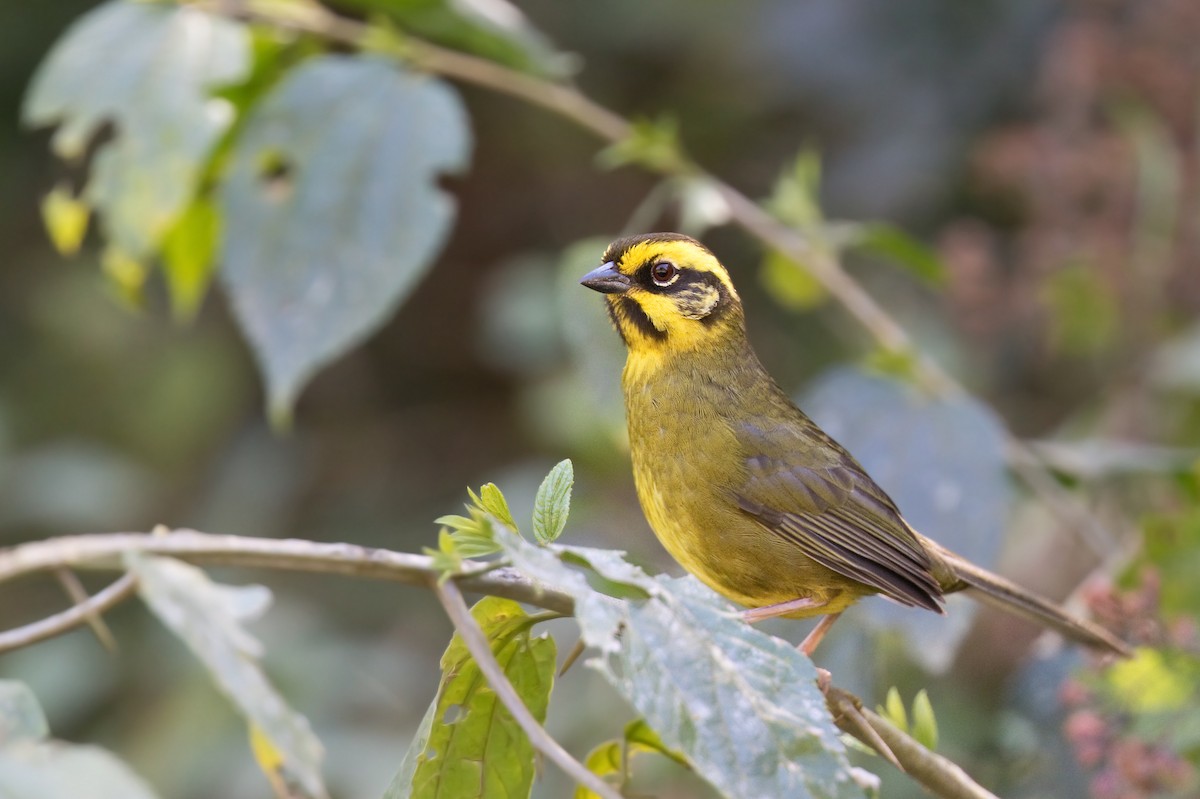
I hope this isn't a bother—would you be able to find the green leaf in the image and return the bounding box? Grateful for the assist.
[40,184,89,256]
[219,55,471,417]
[22,0,250,259]
[342,0,569,76]
[853,224,946,286]
[127,554,326,798]
[0,681,161,799]
[574,739,623,799]
[478,483,517,530]
[0,682,49,745]
[532,459,573,544]
[1041,262,1118,357]
[760,249,827,310]
[1106,648,1194,714]
[495,529,865,799]
[910,690,938,751]
[385,596,557,799]
[880,687,908,732]
[767,149,824,229]
[161,198,220,322]
[598,116,687,173]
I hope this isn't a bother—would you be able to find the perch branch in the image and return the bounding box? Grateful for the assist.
[433,577,624,799]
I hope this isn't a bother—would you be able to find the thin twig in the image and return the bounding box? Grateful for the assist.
[0,572,137,654]
[432,577,624,799]
[53,567,120,652]
[0,530,575,613]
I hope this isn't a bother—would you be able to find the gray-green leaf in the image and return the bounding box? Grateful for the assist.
[22,0,249,259]
[532,459,573,544]
[0,681,161,799]
[127,554,326,798]
[496,529,865,799]
[219,55,471,418]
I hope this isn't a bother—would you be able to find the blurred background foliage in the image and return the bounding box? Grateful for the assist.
[3,0,1200,797]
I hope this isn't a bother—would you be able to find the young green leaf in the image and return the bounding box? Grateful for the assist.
[423,528,464,581]
[597,116,687,173]
[161,198,220,322]
[854,224,946,286]
[880,686,909,733]
[532,459,573,544]
[384,597,556,799]
[910,689,938,751]
[478,482,517,530]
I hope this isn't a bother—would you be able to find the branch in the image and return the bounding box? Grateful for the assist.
[826,687,999,799]
[0,530,574,632]
[0,572,137,654]
[433,577,625,799]
[188,0,1119,560]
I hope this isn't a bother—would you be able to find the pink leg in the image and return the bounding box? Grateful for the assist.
[741,596,824,624]
[799,612,843,657]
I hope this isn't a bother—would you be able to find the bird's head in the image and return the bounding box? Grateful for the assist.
[580,233,744,352]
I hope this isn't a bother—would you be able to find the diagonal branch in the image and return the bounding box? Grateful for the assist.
[0,572,137,654]
[432,577,624,799]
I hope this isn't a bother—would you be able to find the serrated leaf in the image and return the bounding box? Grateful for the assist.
[802,367,1010,672]
[40,184,89,256]
[22,1,249,259]
[385,597,556,799]
[910,690,937,751]
[478,483,517,530]
[532,459,573,544]
[0,682,49,745]
[854,224,945,286]
[219,55,471,417]
[496,529,865,799]
[127,554,326,798]
[161,198,220,322]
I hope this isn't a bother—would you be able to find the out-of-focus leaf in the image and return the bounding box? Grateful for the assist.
[767,149,824,229]
[910,690,938,751]
[880,687,908,732]
[22,1,249,259]
[802,367,1011,672]
[495,529,865,799]
[344,0,570,76]
[219,55,471,418]
[249,723,292,799]
[100,246,147,308]
[0,681,160,799]
[1152,321,1200,393]
[598,116,686,173]
[853,223,946,286]
[1133,506,1200,618]
[532,459,573,544]
[40,184,89,256]
[127,554,326,798]
[161,198,220,322]
[0,682,49,745]
[675,176,732,234]
[760,249,827,310]
[575,739,622,799]
[1041,262,1118,357]
[385,596,556,799]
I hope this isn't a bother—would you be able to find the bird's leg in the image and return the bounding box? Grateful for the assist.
[799,612,843,657]
[741,596,824,624]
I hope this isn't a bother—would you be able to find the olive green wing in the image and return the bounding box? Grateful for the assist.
[732,419,944,612]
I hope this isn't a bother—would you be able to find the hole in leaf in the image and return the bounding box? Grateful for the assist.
[256,149,295,201]
[441,704,466,725]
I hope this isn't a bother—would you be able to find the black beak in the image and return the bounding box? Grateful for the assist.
[580,262,631,294]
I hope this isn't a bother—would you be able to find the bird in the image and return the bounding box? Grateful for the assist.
[580,231,1129,658]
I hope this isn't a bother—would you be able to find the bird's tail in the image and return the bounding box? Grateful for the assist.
[926,538,1130,658]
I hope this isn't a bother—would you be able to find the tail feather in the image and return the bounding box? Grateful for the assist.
[929,540,1130,658]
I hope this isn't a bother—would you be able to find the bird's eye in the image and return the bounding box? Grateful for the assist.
[651,261,677,286]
